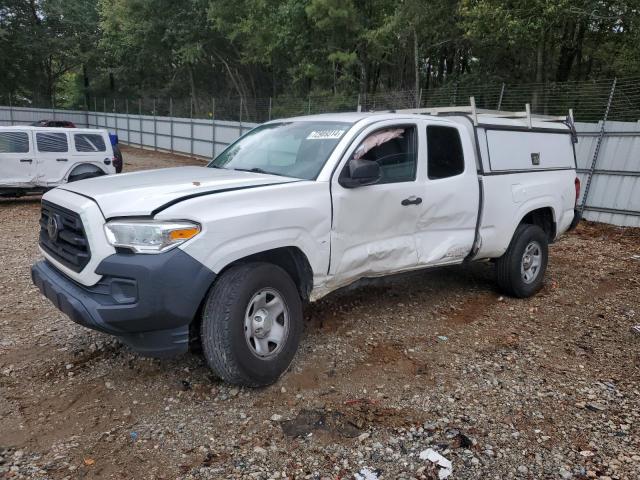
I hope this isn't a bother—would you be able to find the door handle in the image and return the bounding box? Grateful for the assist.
[20,158,33,163]
[401,196,422,206]
[56,158,68,162]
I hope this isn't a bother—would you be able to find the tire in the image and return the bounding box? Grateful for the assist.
[495,224,548,298]
[113,145,124,173]
[200,262,303,387]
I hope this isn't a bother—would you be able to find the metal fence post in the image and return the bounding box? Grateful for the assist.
[580,78,617,214]
[103,98,107,129]
[138,98,142,149]
[268,97,272,121]
[357,94,361,112]
[307,96,311,114]
[211,97,216,158]
[93,98,97,128]
[239,97,243,136]
[113,98,117,134]
[126,99,130,145]
[497,83,505,110]
[153,99,157,151]
[51,95,56,121]
[8,95,13,126]
[84,96,89,128]
[170,97,174,153]
[190,97,194,157]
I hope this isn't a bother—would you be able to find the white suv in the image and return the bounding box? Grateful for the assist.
[0,126,117,197]
[31,110,580,386]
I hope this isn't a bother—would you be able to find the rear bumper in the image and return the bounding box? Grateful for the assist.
[31,249,216,357]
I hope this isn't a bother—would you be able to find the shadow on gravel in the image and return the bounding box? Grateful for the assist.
[305,262,497,333]
[0,196,41,205]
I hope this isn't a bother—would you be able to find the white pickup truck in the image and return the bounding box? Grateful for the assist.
[31,106,581,386]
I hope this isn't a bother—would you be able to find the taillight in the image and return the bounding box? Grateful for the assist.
[574,177,581,207]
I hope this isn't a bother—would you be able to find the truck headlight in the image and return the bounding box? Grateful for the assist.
[104,220,201,254]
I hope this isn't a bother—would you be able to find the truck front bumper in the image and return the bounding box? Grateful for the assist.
[31,249,216,357]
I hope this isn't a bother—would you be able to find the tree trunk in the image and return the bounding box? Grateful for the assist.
[437,53,445,84]
[359,58,367,97]
[532,34,546,111]
[425,59,431,91]
[83,64,90,109]
[574,22,586,80]
[188,65,198,116]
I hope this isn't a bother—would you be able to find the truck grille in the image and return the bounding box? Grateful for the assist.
[39,201,91,272]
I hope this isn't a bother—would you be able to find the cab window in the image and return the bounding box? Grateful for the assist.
[353,126,417,184]
[427,126,464,179]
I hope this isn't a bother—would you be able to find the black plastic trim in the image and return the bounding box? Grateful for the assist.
[482,167,575,176]
[568,209,582,231]
[39,201,91,272]
[481,125,572,135]
[31,249,216,357]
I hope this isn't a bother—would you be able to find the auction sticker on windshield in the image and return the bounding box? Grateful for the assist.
[307,129,346,140]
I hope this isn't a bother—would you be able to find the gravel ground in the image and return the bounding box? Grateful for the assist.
[1,146,639,480]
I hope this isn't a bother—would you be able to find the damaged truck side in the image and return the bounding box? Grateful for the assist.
[31,108,581,386]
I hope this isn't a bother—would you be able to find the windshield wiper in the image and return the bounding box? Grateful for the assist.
[232,167,287,177]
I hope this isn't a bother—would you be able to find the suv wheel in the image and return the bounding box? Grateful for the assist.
[68,171,104,182]
[495,224,548,298]
[200,262,303,387]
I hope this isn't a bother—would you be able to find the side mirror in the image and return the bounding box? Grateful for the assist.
[339,159,381,188]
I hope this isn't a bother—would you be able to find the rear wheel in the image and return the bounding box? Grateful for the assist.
[495,224,548,298]
[200,262,303,387]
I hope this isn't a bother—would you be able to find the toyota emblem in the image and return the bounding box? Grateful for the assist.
[47,215,60,241]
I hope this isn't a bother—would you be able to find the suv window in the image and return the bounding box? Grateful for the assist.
[0,132,30,153]
[427,126,464,179]
[36,132,68,153]
[354,126,417,184]
[74,133,106,152]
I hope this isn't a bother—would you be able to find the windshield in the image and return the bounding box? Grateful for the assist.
[209,121,351,180]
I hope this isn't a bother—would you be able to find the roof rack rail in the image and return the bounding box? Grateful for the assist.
[396,96,574,129]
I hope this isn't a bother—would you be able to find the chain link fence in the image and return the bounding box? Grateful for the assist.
[2,76,639,124]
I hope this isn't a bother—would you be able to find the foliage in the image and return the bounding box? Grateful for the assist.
[0,0,638,106]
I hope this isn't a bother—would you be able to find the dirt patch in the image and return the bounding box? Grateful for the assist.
[0,148,639,479]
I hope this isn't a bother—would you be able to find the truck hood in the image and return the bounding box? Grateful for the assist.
[58,166,300,218]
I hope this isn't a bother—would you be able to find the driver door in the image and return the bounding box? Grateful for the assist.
[329,121,423,285]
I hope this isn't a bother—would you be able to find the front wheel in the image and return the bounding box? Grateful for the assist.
[200,262,303,387]
[495,224,548,298]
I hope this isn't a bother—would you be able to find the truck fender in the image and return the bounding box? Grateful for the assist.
[196,227,325,280]
[503,197,559,252]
